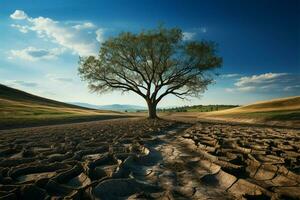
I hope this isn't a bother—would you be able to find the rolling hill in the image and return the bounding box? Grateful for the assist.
[214,96,300,113]
[0,84,124,129]
[69,102,146,112]
[198,96,300,127]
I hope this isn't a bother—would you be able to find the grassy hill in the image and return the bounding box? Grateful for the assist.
[199,96,300,127]
[229,96,300,112]
[0,84,124,129]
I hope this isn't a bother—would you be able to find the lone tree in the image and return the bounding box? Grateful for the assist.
[79,27,222,118]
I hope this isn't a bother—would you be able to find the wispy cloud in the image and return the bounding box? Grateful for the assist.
[95,28,105,43]
[283,85,300,92]
[225,72,300,94]
[9,10,104,56]
[220,73,241,78]
[72,22,95,30]
[46,74,73,82]
[6,80,38,87]
[237,86,256,92]
[10,24,30,33]
[195,27,207,33]
[234,73,287,87]
[182,27,207,41]
[10,47,65,61]
[183,32,196,41]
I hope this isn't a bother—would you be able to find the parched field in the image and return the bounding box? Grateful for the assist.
[0,118,299,199]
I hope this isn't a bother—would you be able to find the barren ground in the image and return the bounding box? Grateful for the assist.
[0,118,299,199]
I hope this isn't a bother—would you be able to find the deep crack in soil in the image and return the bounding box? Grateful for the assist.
[0,118,299,200]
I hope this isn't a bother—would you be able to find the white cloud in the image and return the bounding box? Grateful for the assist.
[237,86,256,92]
[10,10,27,20]
[284,85,300,91]
[225,88,234,93]
[235,73,287,87]
[95,28,105,43]
[11,24,29,33]
[10,10,103,56]
[182,27,207,41]
[46,74,73,82]
[73,22,95,30]
[10,46,65,61]
[6,80,38,87]
[28,17,97,56]
[225,86,255,93]
[225,72,300,94]
[221,73,240,78]
[183,32,196,41]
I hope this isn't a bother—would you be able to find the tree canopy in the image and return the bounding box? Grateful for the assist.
[79,27,222,118]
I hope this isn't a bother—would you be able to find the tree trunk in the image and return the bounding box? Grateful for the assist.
[146,100,157,119]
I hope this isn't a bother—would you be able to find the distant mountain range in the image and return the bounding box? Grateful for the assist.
[69,102,147,112]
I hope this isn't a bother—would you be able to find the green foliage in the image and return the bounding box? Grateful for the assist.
[78,26,222,118]
[157,104,238,112]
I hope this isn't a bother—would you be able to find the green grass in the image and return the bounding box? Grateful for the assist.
[0,103,70,117]
[266,112,300,121]
[0,114,128,130]
[0,84,85,109]
[221,110,300,121]
[199,96,300,127]
[0,99,124,129]
[0,84,124,129]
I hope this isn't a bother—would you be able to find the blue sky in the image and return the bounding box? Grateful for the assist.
[0,0,299,107]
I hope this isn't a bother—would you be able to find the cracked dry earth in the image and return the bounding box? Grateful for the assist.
[0,119,300,200]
